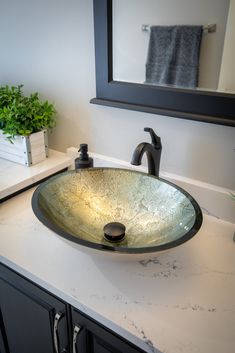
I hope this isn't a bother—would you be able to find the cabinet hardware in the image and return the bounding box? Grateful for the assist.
[73,325,82,353]
[53,312,63,353]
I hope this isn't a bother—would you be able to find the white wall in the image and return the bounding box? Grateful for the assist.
[113,0,230,90]
[218,0,235,92]
[0,0,234,190]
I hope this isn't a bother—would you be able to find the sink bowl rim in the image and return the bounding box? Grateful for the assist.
[31,168,203,254]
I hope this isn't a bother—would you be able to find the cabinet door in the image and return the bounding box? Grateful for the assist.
[0,264,70,353]
[0,314,8,353]
[71,308,147,353]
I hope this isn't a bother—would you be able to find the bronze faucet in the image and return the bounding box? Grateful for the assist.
[131,127,162,178]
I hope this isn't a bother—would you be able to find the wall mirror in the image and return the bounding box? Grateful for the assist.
[91,0,235,126]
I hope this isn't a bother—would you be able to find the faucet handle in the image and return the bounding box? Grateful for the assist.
[144,127,161,149]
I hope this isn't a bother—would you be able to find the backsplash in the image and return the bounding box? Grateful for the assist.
[67,147,235,224]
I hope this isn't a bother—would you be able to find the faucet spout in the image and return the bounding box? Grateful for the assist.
[131,142,148,165]
[131,128,162,178]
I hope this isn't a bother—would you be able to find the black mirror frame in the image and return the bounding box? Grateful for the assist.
[90,0,235,127]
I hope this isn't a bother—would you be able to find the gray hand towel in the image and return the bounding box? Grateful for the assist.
[145,25,203,88]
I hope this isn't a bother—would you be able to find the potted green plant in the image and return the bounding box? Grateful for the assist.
[0,85,56,166]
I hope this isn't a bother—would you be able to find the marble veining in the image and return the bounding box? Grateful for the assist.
[138,257,182,278]
[123,315,157,353]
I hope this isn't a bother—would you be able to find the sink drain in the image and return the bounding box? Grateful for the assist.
[103,222,126,242]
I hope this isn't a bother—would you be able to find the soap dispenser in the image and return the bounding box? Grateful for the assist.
[75,143,94,171]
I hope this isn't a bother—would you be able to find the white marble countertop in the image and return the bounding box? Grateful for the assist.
[0,149,72,200]
[0,186,235,353]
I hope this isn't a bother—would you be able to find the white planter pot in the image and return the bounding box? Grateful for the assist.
[0,129,49,166]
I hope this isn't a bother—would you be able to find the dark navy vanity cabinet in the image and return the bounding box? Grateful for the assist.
[0,264,147,353]
[0,264,70,353]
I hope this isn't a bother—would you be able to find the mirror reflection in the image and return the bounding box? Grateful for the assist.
[113,0,234,93]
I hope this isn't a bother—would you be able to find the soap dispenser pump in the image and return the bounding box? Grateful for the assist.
[75,143,94,171]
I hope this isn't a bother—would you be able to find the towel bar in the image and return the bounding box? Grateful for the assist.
[141,23,216,33]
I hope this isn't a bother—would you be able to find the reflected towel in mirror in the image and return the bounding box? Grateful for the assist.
[145,25,203,88]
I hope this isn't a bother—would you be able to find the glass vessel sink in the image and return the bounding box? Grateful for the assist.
[32,168,203,254]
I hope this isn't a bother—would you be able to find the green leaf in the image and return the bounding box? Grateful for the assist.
[0,84,56,139]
